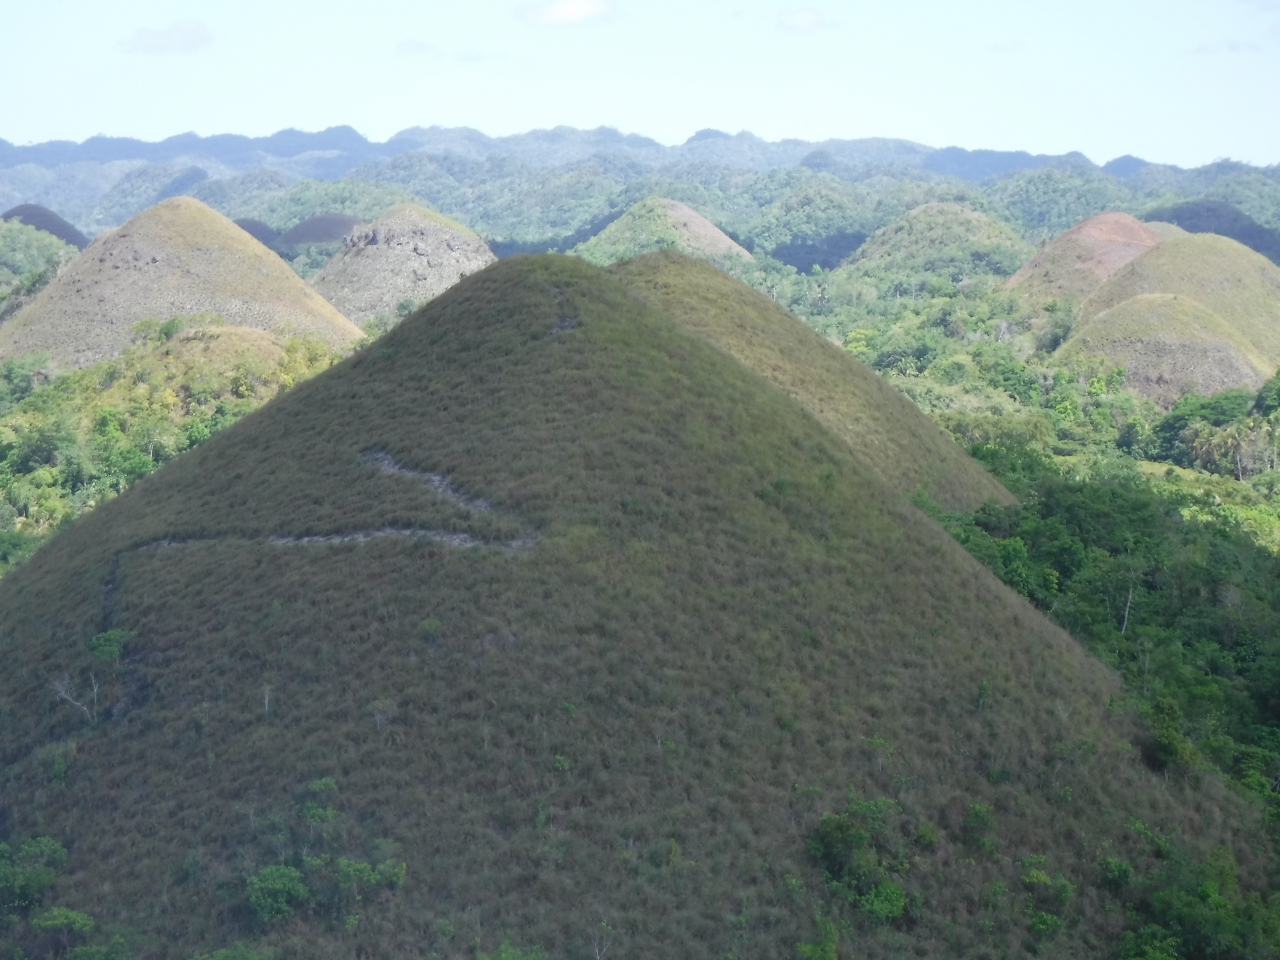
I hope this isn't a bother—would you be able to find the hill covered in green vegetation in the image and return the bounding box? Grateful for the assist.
[0,217,79,317]
[1,255,1266,960]
[571,198,752,266]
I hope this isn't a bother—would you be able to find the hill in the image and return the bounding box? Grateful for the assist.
[0,255,1266,960]
[1005,213,1162,307]
[1080,232,1280,364]
[0,217,79,316]
[1058,293,1271,405]
[234,218,279,246]
[310,205,496,324]
[840,202,1033,280]
[0,198,361,367]
[1,203,89,249]
[612,252,1013,511]
[572,197,751,266]
[1142,198,1280,264]
[275,213,363,247]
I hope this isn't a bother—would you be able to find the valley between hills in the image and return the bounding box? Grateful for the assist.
[1,128,1280,960]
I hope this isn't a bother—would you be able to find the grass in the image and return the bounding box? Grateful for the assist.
[572,198,751,266]
[844,202,1032,278]
[0,255,1267,960]
[1081,233,1280,368]
[611,252,1013,511]
[0,198,361,369]
[1060,293,1271,407]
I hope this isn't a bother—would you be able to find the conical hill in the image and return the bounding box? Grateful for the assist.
[1006,212,1162,306]
[573,197,752,266]
[612,251,1013,510]
[1,202,89,250]
[0,256,1262,960]
[0,197,361,367]
[1080,232,1280,364]
[310,204,497,324]
[1058,294,1271,406]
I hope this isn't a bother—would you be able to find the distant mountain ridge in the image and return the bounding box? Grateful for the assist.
[0,125,1170,181]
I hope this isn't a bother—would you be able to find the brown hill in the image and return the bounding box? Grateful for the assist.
[0,198,361,367]
[310,204,496,324]
[612,251,1014,510]
[1006,212,1161,305]
[1,203,89,250]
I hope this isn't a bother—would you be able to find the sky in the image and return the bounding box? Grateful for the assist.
[7,0,1280,167]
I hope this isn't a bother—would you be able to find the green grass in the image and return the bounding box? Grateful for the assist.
[0,256,1267,960]
[611,252,1013,511]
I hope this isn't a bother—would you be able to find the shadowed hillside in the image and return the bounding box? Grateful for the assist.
[0,197,361,367]
[1,203,89,250]
[572,197,751,266]
[1143,199,1280,264]
[612,252,1013,511]
[311,204,496,324]
[0,255,1264,960]
[1006,213,1162,306]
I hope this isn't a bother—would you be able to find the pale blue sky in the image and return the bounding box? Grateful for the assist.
[10,0,1280,166]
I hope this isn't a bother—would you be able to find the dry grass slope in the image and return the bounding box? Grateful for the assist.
[612,252,1013,511]
[0,256,1264,960]
[310,204,497,324]
[1059,293,1271,406]
[1006,213,1162,306]
[0,197,361,367]
[1082,233,1280,366]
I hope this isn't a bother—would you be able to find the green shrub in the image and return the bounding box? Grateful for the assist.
[247,865,308,922]
[476,942,546,960]
[795,916,838,960]
[0,836,68,913]
[1100,857,1134,892]
[86,629,133,662]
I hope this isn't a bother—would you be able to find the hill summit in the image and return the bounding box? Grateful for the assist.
[1006,212,1162,306]
[310,204,496,324]
[0,197,361,367]
[572,197,752,266]
[0,254,1262,960]
[1060,232,1280,404]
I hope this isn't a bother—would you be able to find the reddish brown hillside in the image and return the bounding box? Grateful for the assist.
[1007,212,1162,305]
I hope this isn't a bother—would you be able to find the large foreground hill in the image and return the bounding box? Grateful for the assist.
[0,198,361,367]
[0,256,1264,960]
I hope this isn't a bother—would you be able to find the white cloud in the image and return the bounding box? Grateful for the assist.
[778,8,836,31]
[121,20,213,55]
[523,0,609,25]
[395,39,437,57]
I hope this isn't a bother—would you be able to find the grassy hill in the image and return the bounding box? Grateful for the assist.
[1065,233,1280,403]
[612,252,1012,511]
[311,205,496,325]
[840,202,1033,280]
[0,198,361,367]
[1006,213,1162,307]
[0,217,79,317]
[0,255,1267,960]
[572,197,751,266]
[1058,293,1271,406]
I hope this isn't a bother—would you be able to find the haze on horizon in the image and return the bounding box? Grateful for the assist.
[9,0,1280,169]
